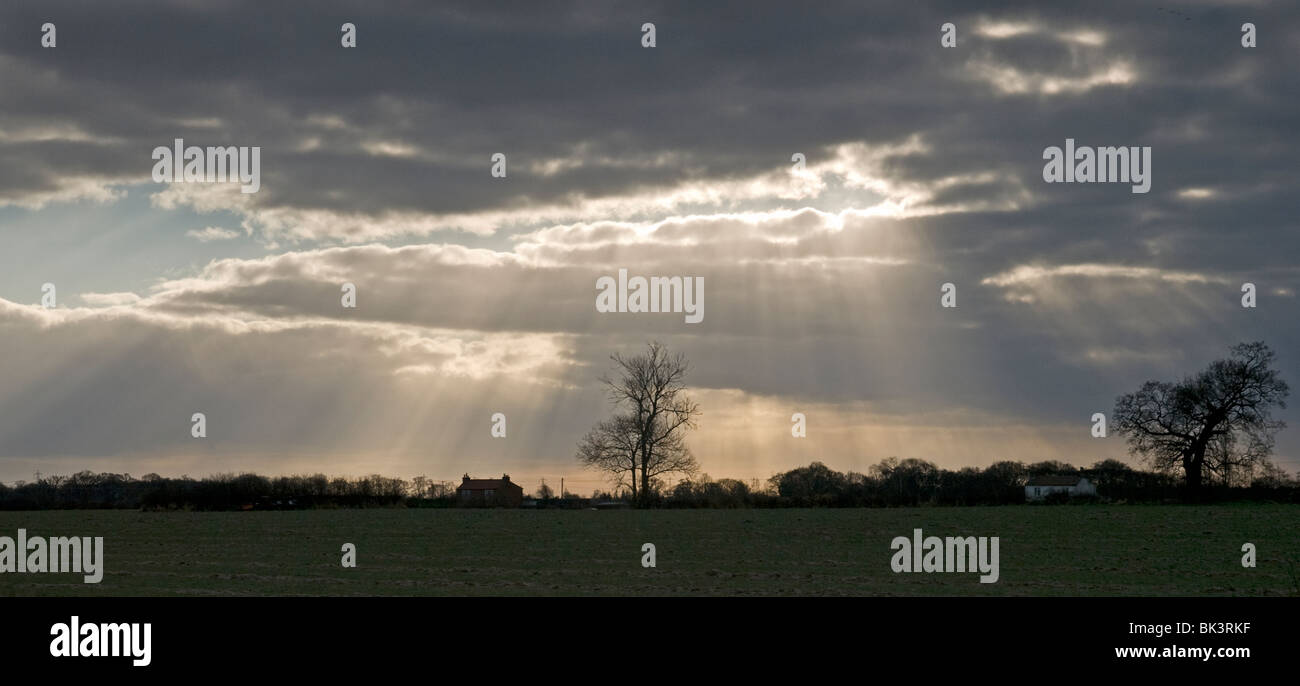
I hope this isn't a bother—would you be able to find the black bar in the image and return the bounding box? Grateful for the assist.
[1,597,1287,676]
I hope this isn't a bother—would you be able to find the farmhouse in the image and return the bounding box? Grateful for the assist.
[1025,475,1097,501]
[457,473,524,508]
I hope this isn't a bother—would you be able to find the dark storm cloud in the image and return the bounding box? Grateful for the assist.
[0,1,1289,239]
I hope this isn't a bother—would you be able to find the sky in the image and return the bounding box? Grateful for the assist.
[0,0,1297,491]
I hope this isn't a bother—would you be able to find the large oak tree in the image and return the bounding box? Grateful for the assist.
[1113,341,1288,496]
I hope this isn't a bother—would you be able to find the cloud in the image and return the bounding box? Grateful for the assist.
[185,226,241,242]
[1175,187,1216,200]
[981,263,1230,288]
[964,59,1137,96]
[78,292,143,307]
[973,19,1043,40]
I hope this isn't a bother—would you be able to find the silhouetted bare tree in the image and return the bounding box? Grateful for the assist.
[1114,341,1289,497]
[577,341,700,505]
[577,414,641,499]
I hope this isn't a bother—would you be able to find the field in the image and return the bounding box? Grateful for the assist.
[1,506,1298,596]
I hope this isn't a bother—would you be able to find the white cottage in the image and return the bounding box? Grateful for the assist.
[1025,475,1096,501]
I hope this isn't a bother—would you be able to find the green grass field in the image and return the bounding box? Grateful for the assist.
[1,506,1297,596]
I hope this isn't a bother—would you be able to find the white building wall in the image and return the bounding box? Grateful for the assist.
[1025,484,1077,501]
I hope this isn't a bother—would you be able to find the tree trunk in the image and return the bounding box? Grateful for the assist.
[640,447,651,507]
[1185,462,1203,495]
[1184,446,1207,502]
[1186,419,1222,502]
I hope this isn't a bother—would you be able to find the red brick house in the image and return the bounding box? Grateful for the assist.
[457,473,524,507]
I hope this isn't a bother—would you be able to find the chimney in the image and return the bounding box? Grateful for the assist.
[502,473,510,483]
[462,473,471,483]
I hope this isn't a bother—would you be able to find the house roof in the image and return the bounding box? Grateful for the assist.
[1027,475,1084,487]
[459,479,513,490]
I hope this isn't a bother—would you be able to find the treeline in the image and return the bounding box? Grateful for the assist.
[664,458,1300,508]
[1,458,1297,510]
[0,472,431,511]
